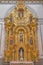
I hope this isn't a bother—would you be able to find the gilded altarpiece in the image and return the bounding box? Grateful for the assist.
[4,2,39,62]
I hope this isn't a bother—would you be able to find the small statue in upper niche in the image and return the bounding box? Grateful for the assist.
[29,13,32,22]
[9,13,13,22]
[10,17,13,22]
[30,37,33,45]
[18,8,24,18]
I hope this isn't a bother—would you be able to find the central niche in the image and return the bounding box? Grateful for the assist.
[17,30,25,44]
[18,31,24,43]
[4,1,39,62]
[19,48,24,61]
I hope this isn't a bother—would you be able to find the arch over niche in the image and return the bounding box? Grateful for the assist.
[14,26,28,33]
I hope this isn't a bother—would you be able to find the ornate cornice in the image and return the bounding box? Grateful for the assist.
[0,0,43,4]
[0,18,43,21]
[0,18,43,25]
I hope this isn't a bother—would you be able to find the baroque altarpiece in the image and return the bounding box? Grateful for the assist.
[4,2,39,62]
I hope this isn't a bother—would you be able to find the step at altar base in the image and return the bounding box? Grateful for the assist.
[10,61,34,65]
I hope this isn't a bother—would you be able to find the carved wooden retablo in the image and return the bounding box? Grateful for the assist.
[4,1,39,62]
